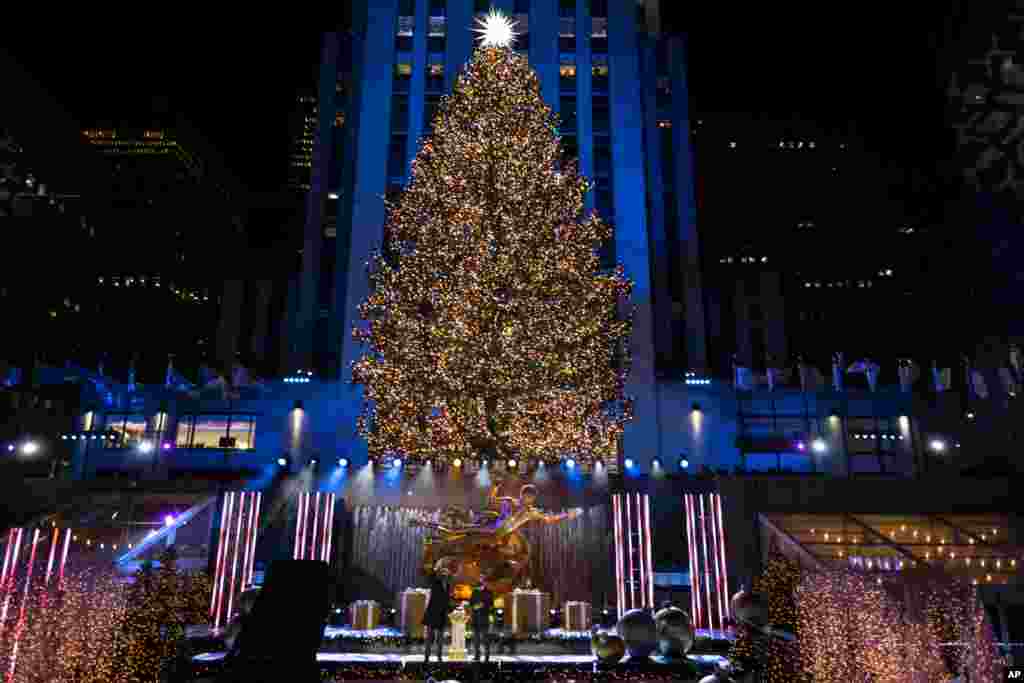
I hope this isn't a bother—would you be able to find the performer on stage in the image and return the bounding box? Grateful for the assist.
[423,563,452,662]
[469,577,493,662]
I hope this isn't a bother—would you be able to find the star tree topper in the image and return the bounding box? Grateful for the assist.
[473,8,519,48]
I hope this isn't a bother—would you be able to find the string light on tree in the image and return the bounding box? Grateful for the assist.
[352,38,633,467]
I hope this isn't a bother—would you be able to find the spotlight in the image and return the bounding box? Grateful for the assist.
[277,456,290,468]
[61,435,68,440]
[966,411,975,420]
[811,438,827,453]
[829,411,840,421]
[624,458,635,469]
[20,441,39,455]
[795,440,806,451]
[162,442,172,450]
[651,457,662,468]
[691,402,701,413]
[929,439,946,452]
[392,457,402,468]
[453,458,463,467]
[507,459,517,468]
[678,458,689,469]
[310,457,319,466]
[338,457,349,467]
[138,441,154,454]
[5,444,13,452]
[565,458,576,469]
[164,515,175,527]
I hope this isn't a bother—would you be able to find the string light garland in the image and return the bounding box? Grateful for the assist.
[353,43,633,466]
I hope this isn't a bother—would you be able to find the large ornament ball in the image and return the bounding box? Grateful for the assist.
[653,606,694,657]
[590,629,626,663]
[730,589,768,627]
[615,608,658,659]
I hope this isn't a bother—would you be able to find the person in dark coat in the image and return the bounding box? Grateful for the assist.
[469,578,493,662]
[422,566,452,662]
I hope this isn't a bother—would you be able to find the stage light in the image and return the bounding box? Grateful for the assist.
[829,411,840,421]
[453,458,463,467]
[20,441,39,455]
[392,457,402,468]
[277,456,289,467]
[691,402,701,413]
[162,442,172,450]
[164,515,175,527]
[338,458,349,467]
[138,441,154,453]
[679,458,689,469]
[624,458,635,469]
[565,458,576,469]
[651,457,662,468]
[310,457,319,466]
[61,435,68,440]
[795,440,806,451]
[507,459,517,468]
[811,438,827,453]
[966,411,975,420]
[929,439,946,452]
[5,444,12,452]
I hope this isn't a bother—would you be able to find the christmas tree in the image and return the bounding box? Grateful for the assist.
[730,550,805,682]
[353,12,633,466]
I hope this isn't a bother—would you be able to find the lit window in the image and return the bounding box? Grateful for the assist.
[592,64,609,78]
[591,17,608,37]
[559,63,577,77]
[177,415,256,450]
[395,63,413,77]
[105,414,148,448]
[335,111,345,128]
[429,63,444,77]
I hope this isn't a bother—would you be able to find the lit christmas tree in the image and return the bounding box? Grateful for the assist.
[353,12,633,466]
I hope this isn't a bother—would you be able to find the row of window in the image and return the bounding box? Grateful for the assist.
[101,414,257,450]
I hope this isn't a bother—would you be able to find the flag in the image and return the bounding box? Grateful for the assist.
[897,360,918,393]
[832,352,845,391]
[231,362,251,388]
[865,362,879,392]
[932,364,950,392]
[734,365,753,391]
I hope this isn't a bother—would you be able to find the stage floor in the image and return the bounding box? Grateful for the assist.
[193,652,730,667]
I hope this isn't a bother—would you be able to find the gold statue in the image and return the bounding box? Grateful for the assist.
[416,483,581,596]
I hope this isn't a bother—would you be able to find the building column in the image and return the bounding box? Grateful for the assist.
[762,272,787,362]
[292,34,341,374]
[215,280,244,370]
[446,0,474,92]
[667,36,707,374]
[247,280,273,368]
[639,39,674,373]
[336,0,399,464]
[734,279,752,366]
[608,0,661,466]
[574,0,593,215]
[406,0,428,168]
[531,0,559,116]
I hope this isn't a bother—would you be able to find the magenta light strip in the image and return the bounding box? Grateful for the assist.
[44,527,59,586]
[242,493,257,588]
[213,492,235,630]
[683,495,698,628]
[247,492,262,585]
[714,494,731,629]
[636,494,648,609]
[324,494,336,563]
[58,528,71,588]
[699,495,715,632]
[610,497,618,618]
[311,492,321,561]
[625,493,636,611]
[8,530,40,682]
[319,494,330,562]
[211,494,232,618]
[643,493,654,609]
[225,492,247,626]
[631,494,643,610]
[685,495,703,630]
[0,528,21,639]
[1,529,14,586]
[293,492,303,560]
[708,495,725,630]
[296,492,308,560]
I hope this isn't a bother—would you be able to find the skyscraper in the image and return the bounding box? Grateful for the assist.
[287,90,319,195]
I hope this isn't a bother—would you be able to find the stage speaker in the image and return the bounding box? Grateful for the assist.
[217,560,330,683]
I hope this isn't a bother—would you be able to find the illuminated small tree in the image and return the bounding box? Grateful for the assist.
[353,16,632,466]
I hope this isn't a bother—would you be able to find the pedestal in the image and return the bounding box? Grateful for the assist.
[510,589,551,634]
[350,600,380,630]
[399,588,430,638]
[563,601,591,631]
[447,603,469,661]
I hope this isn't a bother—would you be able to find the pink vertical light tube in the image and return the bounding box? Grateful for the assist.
[294,492,307,560]
[1,529,15,586]
[632,494,644,610]
[625,493,636,611]
[58,528,71,588]
[241,493,257,587]
[310,492,321,561]
[686,495,703,630]
[683,495,699,628]
[321,494,333,562]
[211,493,233,618]
[213,492,235,629]
[319,494,330,562]
[610,497,618,618]
[643,494,654,610]
[246,492,262,586]
[225,492,247,626]
[44,527,59,586]
[707,496,724,630]
[714,494,731,629]
[637,494,649,609]
[8,529,40,682]
[699,495,715,633]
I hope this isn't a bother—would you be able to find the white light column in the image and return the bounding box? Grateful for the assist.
[612,492,654,617]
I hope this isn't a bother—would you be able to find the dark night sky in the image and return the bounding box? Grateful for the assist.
[6,7,963,193]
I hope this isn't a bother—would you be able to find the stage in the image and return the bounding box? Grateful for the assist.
[190,651,731,682]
